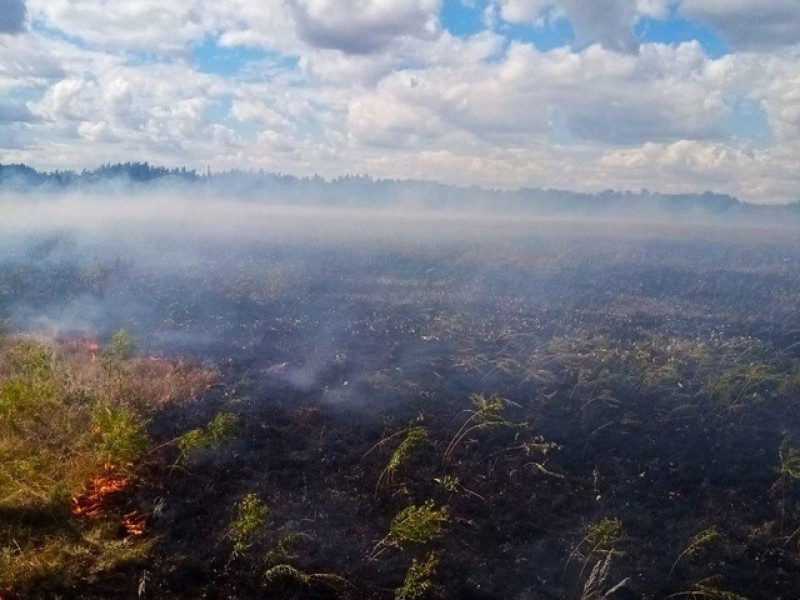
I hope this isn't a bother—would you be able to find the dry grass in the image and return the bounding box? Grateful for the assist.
[0,332,216,596]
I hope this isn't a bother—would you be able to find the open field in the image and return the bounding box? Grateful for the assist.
[1,204,800,598]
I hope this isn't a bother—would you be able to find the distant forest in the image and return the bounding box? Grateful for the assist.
[1,161,798,218]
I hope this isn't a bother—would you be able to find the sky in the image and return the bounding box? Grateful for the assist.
[0,0,799,204]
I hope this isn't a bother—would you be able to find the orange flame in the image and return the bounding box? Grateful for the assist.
[71,463,129,518]
[122,511,146,536]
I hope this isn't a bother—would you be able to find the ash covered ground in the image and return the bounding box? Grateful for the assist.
[2,197,800,599]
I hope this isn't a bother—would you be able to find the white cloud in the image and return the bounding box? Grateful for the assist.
[289,0,442,54]
[26,0,207,52]
[2,1,800,203]
[681,0,800,50]
[600,140,800,202]
[0,33,66,93]
[636,0,671,19]
[493,0,640,53]
[349,42,732,148]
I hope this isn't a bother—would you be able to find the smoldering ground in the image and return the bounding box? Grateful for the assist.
[3,192,800,598]
[3,192,796,351]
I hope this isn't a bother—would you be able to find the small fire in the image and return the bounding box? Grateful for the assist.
[71,463,129,518]
[122,511,147,536]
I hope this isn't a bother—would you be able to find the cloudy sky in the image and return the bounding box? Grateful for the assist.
[1,0,799,203]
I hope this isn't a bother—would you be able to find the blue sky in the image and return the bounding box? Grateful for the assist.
[1,0,799,202]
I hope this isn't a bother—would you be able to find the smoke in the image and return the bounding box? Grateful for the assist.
[1,189,798,407]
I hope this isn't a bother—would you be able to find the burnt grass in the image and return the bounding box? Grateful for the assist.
[3,217,800,598]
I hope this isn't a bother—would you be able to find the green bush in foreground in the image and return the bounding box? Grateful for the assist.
[230,493,271,557]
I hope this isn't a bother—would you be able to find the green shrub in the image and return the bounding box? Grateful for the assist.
[101,329,136,365]
[369,500,449,562]
[396,552,439,600]
[230,493,270,556]
[584,517,624,554]
[176,412,238,456]
[0,342,57,418]
[93,405,149,467]
[389,501,449,548]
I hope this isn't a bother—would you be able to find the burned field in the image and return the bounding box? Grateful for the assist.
[2,208,800,599]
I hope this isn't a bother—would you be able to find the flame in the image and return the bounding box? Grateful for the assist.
[71,464,147,537]
[122,511,146,536]
[71,463,129,518]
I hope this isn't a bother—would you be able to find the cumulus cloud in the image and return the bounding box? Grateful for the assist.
[681,0,800,50]
[494,0,640,53]
[26,0,206,51]
[553,0,639,54]
[635,0,671,19]
[349,42,731,149]
[599,140,800,202]
[0,0,26,34]
[290,0,441,54]
[3,0,800,203]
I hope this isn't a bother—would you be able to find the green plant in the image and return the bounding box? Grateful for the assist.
[778,438,800,482]
[667,576,748,600]
[176,412,238,457]
[229,493,270,556]
[5,340,52,376]
[396,552,439,600]
[0,376,57,418]
[669,528,720,580]
[390,500,449,547]
[434,475,460,494]
[580,552,630,600]
[265,564,310,585]
[702,359,775,413]
[444,393,523,463]
[103,329,136,362]
[378,426,428,490]
[266,531,308,564]
[264,563,353,593]
[369,500,449,561]
[93,405,149,467]
[0,334,215,596]
[583,518,624,554]
[569,517,625,576]
[0,341,57,419]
